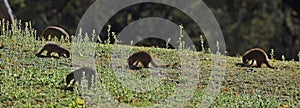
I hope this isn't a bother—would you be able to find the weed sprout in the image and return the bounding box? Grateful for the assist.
[200,35,205,52]
[177,24,185,50]
[105,25,111,44]
[281,55,285,61]
[270,49,275,60]
[298,51,300,62]
[166,38,171,49]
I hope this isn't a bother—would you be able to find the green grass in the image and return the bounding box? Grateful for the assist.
[0,20,299,107]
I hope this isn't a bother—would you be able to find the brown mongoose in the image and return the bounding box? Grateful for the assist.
[128,51,176,69]
[36,43,70,58]
[66,67,97,89]
[242,48,275,69]
[39,26,70,42]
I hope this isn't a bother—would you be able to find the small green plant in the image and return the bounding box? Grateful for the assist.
[166,38,171,49]
[0,19,2,33]
[91,29,96,42]
[130,40,134,46]
[1,19,9,36]
[69,97,85,108]
[112,32,119,44]
[270,49,275,60]
[281,55,285,61]
[105,25,111,44]
[177,24,185,50]
[207,48,211,53]
[77,28,83,42]
[83,33,90,42]
[216,41,220,55]
[200,35,205,52]
[298,51,300,62]
[97,30,102,43]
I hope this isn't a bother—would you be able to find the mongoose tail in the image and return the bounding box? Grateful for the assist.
[151,61,179,69]
[265,61,275,69]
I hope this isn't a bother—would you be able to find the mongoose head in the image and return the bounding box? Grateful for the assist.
[128,58,134,66]
[242,56,249,64]
[66,72,75,86]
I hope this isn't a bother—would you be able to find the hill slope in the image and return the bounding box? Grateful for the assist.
[0,22,299,107]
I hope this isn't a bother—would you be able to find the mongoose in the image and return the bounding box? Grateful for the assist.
[36,43,70,58]
[39,26,70,42]
[66,67,97,89]
[242,48,275,69]
[128,51,176,69]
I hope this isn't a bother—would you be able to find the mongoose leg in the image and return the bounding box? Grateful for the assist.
[58,53,62,57]
[249,60,254,66]
[59,53,66,58]
[256,63,262,68]
[133,61,139,66]
[143,62,149,68]
[47,51,52,56]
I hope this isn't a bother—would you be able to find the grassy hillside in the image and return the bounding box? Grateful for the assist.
[0,21,299,107]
